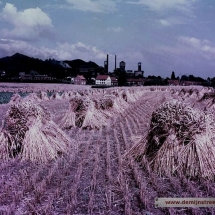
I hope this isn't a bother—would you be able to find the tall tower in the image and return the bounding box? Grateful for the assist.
[138,62,141,71]
[134,62,144,77]
[104,54,109,73]
[120,61,126,71]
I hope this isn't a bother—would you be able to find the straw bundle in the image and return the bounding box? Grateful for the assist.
[198,92,215,108]
[71,96,92,127]
[38,91,49,101]
[9,93,22,104]
[50,92,62,100]
[200,92,215,101]
[175,89,180,96]
[23,92,41,102]
[121,90,137,102]
[61,91,73,99]
[93,95,115,110]
[127,100,215,180]
[59,96,94,129]
[60,94,117,129]
[1,101,73,163]
[198,88,210,100]
[178,88,186,97]
[189,89,199,99]
[0,130,11,160]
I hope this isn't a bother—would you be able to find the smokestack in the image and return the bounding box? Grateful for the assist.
[115,55,117,71]
[104,60,107,68]
[106,54,109,73]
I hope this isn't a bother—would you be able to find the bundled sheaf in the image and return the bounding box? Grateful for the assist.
[93,95,115,110]
[50,92,62,100]
[126,100,215,180]
[37,91,49,101]
[120,89,138,103]
[59,89,146,130]
[188,88,199,99]
[23,92,42,102]
[59,93,129,130]
[59,95,112,129]
[0,101,73,163]
[200,92,215,100]
[9,93,22,104]
[198,91,215,110]
[61,91,74,99]
[70,96,95,128]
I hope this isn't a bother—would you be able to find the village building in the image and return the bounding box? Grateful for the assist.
[0,70,6,77]
[126,70,134,78]
[96,75,112,86]
[74,75,86,85]
[167,79,180,86]
[33,75,53,81]
[180,80,202,86]
[19,74,54,81]
[110,77,118,86]
[20,75,33,80]
[126,78,145,86]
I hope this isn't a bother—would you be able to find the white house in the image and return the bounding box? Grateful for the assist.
[95,75,111,86]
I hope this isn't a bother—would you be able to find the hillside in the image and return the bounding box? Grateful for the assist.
[0,53,100,79]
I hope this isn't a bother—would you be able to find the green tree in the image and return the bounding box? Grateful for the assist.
[171,71,176,80]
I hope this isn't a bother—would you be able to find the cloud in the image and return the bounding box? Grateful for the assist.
[107,27,123,33]
[179,37,213,50]
[127,0,197,13]
[56,42,107,60]
[178,36,215,59]
[0,39,108,62]
[159,19,171,26]
[0,39,58,59]
[0,3,54,41]
[158,18,186,26]
[66,0,117,13]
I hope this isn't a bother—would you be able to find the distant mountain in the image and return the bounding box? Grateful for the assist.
[65,59,99,69]
[0,53,38,65]
[0,53,101,79]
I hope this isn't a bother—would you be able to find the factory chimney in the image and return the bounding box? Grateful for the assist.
[106,54,109,73]
[115,55,117,72]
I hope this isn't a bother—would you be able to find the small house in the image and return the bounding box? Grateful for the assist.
[180,80,202,86]
[74,75,86,85]
[110,77,118,86]
[126,78,145,86]
[168,79,179,86]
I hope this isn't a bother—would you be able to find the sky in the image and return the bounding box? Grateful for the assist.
[0,0,214,78]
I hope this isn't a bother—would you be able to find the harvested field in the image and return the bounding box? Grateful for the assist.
[0,84,215,214]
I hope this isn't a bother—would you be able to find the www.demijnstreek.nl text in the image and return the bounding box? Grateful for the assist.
[155,198,215,207]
